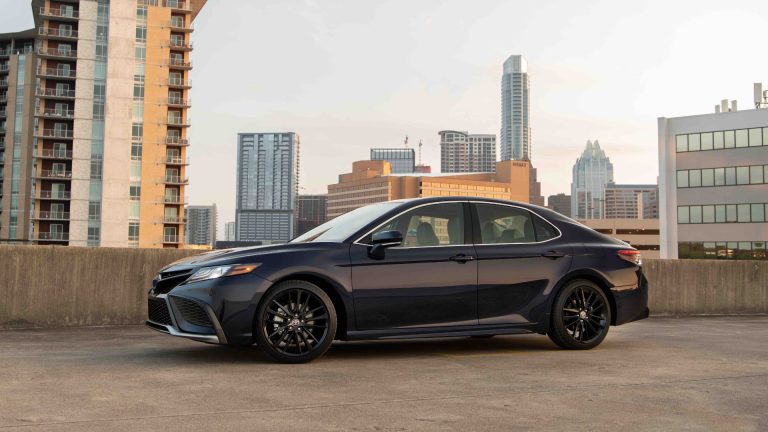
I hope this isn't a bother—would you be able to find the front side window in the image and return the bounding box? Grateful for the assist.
[366,202,465,247]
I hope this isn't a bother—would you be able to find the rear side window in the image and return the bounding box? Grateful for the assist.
[532,213,558,242]
[474,203,558,244]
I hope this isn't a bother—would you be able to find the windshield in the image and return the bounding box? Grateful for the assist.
[291,201,401,243]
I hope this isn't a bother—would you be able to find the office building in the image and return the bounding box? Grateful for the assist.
[659,97,768,260]
[327,159,531,218]
[296,194,327,235]
[185,204,216,247]
[579,219,660,259]
[500,54,530,161]
[547,193,571,217]
[224,221,235,241]
[571,140,614,219]
[604,184,658,219]
[370,148,414,174]
[438,130,496,173]
[0,0,206,247]
[236,132,299,244]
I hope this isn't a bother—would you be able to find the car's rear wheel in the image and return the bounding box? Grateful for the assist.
[254,280,337,363]
[547,279,611,350]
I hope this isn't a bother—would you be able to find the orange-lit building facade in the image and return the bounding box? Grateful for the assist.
[0,0,206,248]
[327,160,532,218]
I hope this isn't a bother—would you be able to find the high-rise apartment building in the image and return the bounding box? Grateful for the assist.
[296,194,327,235]
[603,184,658,219]
[236,132,299,244]
[224,221,235,241]
[500,55,530,161]
[370,148,414,174]
[659,99,768,260]
[438,130,496,173]
[571,140,614,219]
[547,193,571,217]
[185,204,216,247]
[0,0,206,247]
[327,159,531,218]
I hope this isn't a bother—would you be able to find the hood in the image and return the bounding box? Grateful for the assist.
[159,242,325,272]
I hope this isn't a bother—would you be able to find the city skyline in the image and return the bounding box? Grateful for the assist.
[3,0,767,236]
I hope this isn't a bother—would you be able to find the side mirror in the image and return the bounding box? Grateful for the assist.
[369,230,402,258]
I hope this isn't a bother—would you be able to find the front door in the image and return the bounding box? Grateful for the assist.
[350,201,478,331]
[472,203,572,325]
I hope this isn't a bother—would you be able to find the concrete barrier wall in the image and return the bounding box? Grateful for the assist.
[0,246,766,329]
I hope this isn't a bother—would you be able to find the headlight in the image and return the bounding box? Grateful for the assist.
[186,264,260,283]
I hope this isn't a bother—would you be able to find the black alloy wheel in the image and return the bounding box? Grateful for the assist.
[548,279,611,349]
[254,280,337,363]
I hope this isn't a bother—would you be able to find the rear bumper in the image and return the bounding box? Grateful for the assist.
[611,271,650,326]
[146,294,228,345]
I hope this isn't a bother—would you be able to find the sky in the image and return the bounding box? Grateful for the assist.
[2,0,767,235]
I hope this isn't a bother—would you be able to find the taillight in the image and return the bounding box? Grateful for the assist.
[617,249,642,266]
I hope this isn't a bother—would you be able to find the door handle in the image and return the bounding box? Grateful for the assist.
[449,254,476,263]
[541,250,566,259]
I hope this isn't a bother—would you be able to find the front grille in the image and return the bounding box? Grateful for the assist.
[148,298,173,326]
[153,269,193,295]
[171,296,213,328]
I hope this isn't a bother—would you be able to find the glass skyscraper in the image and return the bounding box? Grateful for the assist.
[370,148,415,174]
[236,133,299,243]
[500,55,531,161]
[571,140,614,219]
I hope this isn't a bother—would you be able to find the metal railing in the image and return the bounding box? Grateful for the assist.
[166,117,189,126]
[169,20,193,31]
[163,195,183,204]
[168,58,192,68]
[39,129,73,139]
[162,216,183,224]
[167,97,191,106]
[164,156,188,164]
[36,87,76,98]
[164,136,189,145]
[38,211,70,220]
[37,232,69,241]
[39,190,71,199]
[39,170,72,179]
[168,77,190,87]
[39,27,78,38]
[37,47,78,58]
[38,149,73,158]
[163,235,180,243]
[164,175,188,184]
[0,65,9,72]
[39,7,79,19]
[0,80,7,87]
[168,39,193,50]
[0,49,9,56]
[38,67,77,78]
[39,108,74,118]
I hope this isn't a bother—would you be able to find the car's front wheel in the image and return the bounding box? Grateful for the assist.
[547,279,611,350]
[254,280,337,363]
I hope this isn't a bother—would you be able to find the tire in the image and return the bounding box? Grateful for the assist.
[547,279,611,350]
[254,280,337,363]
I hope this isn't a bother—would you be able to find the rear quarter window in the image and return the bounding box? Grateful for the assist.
[532,213,558,242]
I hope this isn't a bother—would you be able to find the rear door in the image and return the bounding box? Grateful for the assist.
[472,202,572,325]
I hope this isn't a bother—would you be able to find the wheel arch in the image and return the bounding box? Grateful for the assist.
[546,269,618,329]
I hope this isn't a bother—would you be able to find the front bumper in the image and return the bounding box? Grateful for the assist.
[145,294,229,344]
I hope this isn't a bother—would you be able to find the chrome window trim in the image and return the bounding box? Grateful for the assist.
[353,200,562,248]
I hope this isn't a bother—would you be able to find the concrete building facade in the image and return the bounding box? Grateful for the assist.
[0,0,206,248]
[184,204,216,247]
[604,184,659,219]
[659,106,768,260]
[571,140,614,219]
[579,218,660,259]
[370,148,414,174]
[224,221,235,241]
[235,132,299,244]
[327,159,531,218]
[438,130,496,173]
[547,193,571,217]
[296,194,327,236]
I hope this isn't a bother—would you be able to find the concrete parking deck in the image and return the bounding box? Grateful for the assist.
[1,317,766,431]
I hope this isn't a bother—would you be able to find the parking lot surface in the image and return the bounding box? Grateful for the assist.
[0,316,766,431]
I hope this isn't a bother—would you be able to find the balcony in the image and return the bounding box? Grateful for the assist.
[164,175,188,185]
[39,7,80,20]
[164,0,192,12]
[166,116,190,127]
[163,195,186,204]
[164,156,189,165]
[0,110,6,118]
[37,108,74,119]
[39,190,71,200]
[167,97,191,107]
[37,211,70,220]
[169,20,194,32]
[0,94,7,103]
[0,64,9,72]
[168,78,191,89]
[37,232,69,242]
[39,27,79,40]
[39,170,72,179]
[38,149,73,159]
[163,235,180,244]
[162,216,183,224]
[38,67,76,79]
[164,136,189,146]
[37,47,77,59]
[0,49,9,57]
[168,58,192,69]
[0,80,7,87]
[36,87,76,99]
[38,129,73,139]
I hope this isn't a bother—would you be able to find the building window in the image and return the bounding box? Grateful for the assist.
[679,241,767,260]
[677,165,768,188]
[675,127,766,152]
[678,203,768,224]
